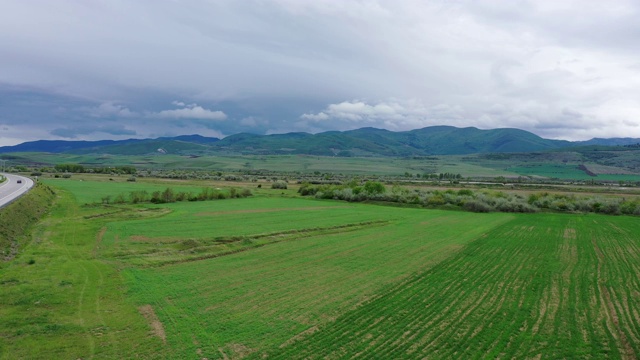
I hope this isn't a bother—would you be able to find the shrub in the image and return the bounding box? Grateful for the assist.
[363,181,386,195]
[272,181,288,189]
[129,191,149,204]
[494,199,537,213]
[457,189,473,196]
[599,202,620,215]
[464,200,493,213]
[621,201,638,215]
[426,195,446,206]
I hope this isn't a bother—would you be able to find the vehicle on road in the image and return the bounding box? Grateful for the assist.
[17,180,22,184]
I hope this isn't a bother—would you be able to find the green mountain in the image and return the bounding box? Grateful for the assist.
[69,139,211,155]
[213,126,573,156]
[1,126,629,157]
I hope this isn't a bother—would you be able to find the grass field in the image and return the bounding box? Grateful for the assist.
[2,177,640,359]
[506,164,640,181]
[268,214,640,359]
[41,177,228,204]
[3,152,539,177]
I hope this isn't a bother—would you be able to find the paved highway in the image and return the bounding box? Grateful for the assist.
[0,173,34,208]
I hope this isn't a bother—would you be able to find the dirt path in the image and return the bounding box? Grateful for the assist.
[139,305,167,344]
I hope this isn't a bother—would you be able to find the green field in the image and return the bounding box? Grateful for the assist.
[506,164,640,181]
[9,152,438,175]
[8,149,640,181]
[2,178,640,358]
[270,214,640,358]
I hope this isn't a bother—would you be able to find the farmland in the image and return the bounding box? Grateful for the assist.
[2,176,640,359]
[270,214,640,359]
[7,148,640,182]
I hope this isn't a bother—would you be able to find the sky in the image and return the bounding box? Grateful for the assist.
[2,0,640,146]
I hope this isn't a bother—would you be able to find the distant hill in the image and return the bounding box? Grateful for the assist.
[0,139,140,153]
[1,127,637,156]
[575,138,640,146]
[213,126,574,156]
[0,136,219,155]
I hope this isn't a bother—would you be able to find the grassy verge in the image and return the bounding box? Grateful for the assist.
[0,185,161,359]
[0,183,56,261]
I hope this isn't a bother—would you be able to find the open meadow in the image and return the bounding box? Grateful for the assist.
[2,176,640,359]
[9,150,640,181]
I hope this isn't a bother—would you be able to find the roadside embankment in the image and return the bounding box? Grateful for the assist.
[0,183,56,261]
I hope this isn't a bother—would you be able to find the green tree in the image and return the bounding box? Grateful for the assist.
[363,181,386,195]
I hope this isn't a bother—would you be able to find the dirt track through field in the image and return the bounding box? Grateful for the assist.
[139,305,167,344]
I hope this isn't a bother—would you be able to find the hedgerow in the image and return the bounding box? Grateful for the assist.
[298,182,639,216]
[100,187,252,205]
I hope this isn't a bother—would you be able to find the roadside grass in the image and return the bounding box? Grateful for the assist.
[0,183,55,261]
[0,188,163,359]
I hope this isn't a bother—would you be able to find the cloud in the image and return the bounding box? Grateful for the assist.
[50,124,137,139]
[302,101,407,122]
[2,1,640,142]
[88,102,135,118]
[300,100,465,131]
[154,102,227,121]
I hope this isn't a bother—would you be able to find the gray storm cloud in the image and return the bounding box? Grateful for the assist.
[1,0,640,145]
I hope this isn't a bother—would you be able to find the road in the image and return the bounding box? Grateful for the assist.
[0,173,34,208]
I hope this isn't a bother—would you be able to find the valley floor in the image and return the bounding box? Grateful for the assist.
[2,180,640,359]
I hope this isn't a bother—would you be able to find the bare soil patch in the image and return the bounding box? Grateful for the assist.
[139,304,166,344]
[93,226,107,258]
[279,326,319,348]
[563,228,576,240]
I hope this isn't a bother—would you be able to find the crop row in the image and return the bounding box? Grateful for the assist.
[266,214,640,359]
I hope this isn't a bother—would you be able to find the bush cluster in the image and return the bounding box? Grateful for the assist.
[53,164,136,175]
[101,187,252,205]
[299,182,640,216]
[271,181,288,189]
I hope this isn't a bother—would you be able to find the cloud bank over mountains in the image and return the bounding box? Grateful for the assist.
[1,0,640,145]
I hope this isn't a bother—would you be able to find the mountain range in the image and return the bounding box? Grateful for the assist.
[1,126,639,157]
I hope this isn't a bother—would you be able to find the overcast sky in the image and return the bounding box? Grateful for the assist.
[2,0,640,146]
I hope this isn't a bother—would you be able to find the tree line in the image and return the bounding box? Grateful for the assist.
[52,164,137,174]
[100,187,252,205]
[298,182,640,216]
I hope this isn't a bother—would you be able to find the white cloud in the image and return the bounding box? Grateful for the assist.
[89,102,134,118]
[154,102,227,121]
[301,100,465,131]
[2,0,640,141]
